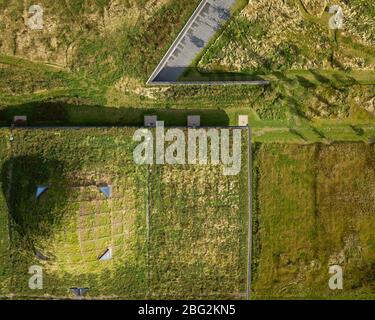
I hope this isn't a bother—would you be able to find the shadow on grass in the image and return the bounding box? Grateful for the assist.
[178,67,268,83]
[1,155,148,297]
[0,101,230,127]
[1,156,73,254]
[295,76,317,89]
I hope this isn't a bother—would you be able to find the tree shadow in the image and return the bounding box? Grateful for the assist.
[295,76,317,89]
[331,72,358,87]
[310,70,332,85]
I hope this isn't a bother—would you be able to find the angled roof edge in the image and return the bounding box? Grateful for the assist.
[147,0,269,86]
[147,0,209,84]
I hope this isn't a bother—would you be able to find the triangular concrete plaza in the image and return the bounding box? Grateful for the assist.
[147,0,268,85]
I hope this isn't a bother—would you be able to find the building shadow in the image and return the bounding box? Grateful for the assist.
[0,101,231,127]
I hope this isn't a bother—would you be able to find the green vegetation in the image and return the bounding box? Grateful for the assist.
[253,143,375,299]
[0,0,374,128]
[0,131,11,296]
[2,128,148,298]
[149,133,249,299]
[71,0,202,84]
[0,0,374,300]
[0,128,250,299]
[199,0,375,73]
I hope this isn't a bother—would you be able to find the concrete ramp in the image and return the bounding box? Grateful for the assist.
[148,0,253,85]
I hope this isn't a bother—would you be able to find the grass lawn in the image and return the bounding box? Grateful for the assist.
[0,127,250,299]
[149,130,250,299]
[253,143,375,299]
[2,128,148,298]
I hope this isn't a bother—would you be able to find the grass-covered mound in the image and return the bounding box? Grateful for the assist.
[1,128,148,298]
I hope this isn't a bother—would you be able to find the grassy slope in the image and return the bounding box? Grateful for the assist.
[198,0,375,73]
[0,0,374,301]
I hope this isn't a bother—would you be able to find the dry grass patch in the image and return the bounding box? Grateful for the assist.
[149,135,250,299]
[199,0,375,73]
[149,166,245,299]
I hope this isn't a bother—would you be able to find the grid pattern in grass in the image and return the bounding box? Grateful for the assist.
[41,180,141,276]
